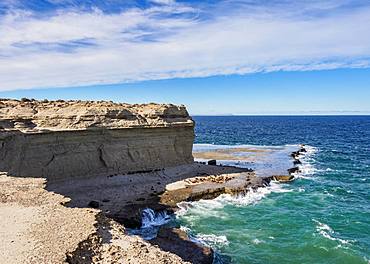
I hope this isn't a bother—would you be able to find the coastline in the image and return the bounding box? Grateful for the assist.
[0,99,308,263]
[0,146,306,263]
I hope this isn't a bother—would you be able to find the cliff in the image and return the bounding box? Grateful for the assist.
[0,99,194,181]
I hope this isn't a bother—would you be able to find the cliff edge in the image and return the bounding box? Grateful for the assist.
[0,99,195,181]
[0,99,193,131]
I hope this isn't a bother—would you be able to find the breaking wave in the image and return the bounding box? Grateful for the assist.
[176,181,291,217]
[129,208,172,240]
[293,145,318,179]
[180,226,230,248]
[313,219,354,245]
[141,208,172,228]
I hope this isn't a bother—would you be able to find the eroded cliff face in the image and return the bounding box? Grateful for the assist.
[0,99,194,181]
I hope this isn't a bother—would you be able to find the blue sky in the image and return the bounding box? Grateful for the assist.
[0,0,370,114]
[1,68,369,115]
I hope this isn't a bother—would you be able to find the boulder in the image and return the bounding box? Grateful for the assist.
[291,151,300,159]
[207,160,217,165]
[272,175,295,183]
[287,167,300,174]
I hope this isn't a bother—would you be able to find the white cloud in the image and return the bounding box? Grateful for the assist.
[149,0,175,5]
[0,2,370,91]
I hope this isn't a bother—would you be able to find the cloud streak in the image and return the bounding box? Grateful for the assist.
[0,0,370,91]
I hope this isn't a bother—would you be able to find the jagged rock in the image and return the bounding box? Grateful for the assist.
[160,172,265,206]
[287,167,300,174]
[272,175,295,183]
[0,99,193,131]
[291,151,300,159]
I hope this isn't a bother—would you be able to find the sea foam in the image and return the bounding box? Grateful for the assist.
[180,226,229,247]
[176,181,291,218]
[312,219,353,245]
[141,208,172,228]
[292,145,318,179]
[129,208,172,240]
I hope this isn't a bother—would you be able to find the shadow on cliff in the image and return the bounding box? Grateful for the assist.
[149,227,214,264]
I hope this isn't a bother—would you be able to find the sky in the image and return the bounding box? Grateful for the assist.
[0,0,370,115]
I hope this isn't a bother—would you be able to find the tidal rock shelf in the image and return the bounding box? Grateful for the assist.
[161,171,269,207]
[156,146,308,211]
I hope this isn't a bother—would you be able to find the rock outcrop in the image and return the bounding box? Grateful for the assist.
[160,171,268,207]
[0,99,194,181]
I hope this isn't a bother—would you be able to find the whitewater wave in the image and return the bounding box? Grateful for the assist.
[180,226,229,248]
[176,182,291,217]
[141,208,172,228]
[129,208,172,240]
[312,219,354,245]
[193,143,283,152]
[252,238,264,244]
[180,144,319,221]
[195,143,320,180]
[293,145,318,179]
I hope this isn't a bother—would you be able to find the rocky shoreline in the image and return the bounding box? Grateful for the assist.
[0,149,306,264]
[112,145,308,263]
[0,99,308,264]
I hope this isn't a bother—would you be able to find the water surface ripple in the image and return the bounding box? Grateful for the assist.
[176,116,370,264]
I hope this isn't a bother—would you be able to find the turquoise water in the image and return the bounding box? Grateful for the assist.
[176,116,370,264]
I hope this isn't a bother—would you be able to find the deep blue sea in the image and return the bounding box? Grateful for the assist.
[177,116,370,264]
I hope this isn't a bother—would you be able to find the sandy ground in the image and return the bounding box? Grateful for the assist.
[0,175,97,264]
[0,174,188,264]
[0,173,190,264]
[0,204,40,263]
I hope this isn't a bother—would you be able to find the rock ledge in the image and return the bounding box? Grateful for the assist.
[0,99,193,132]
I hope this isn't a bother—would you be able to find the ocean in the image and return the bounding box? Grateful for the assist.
[176,116,370,264]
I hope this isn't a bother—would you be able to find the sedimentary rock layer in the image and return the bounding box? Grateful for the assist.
[0,99,194,181]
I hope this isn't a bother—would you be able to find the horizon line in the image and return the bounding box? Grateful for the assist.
[191,113,370,116]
